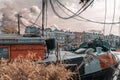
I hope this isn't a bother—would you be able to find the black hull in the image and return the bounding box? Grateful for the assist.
[64,57,118,80]
[80,67,115,80]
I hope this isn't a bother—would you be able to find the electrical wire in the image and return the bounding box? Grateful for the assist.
[29,21,42,27]
[20,17,42,28]
[19,0,42,27]
[56,0,120,25]
[31,9,42,26]
[56,0,94,22]
[76,0,94,15]
[50,0,81,19]
[109,0,116,35]
[31,0,42,26]
[55,0,84,21]
[19,19,27,28]
[56,0,110,29]
[50,0,94,19]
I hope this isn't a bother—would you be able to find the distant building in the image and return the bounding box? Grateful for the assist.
[74,32,85,47]
[105,34,119,47]
[45,28,120,50]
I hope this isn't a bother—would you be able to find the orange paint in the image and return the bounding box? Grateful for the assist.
[99,53,116,69]
[0,44,46,60]
[116,49,120,52]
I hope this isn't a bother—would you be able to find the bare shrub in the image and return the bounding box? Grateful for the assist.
[0,56,73,80]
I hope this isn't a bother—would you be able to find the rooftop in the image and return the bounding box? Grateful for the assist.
[0,34,45,44]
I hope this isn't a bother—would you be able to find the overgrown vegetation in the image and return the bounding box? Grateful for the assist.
[0,54,73,80]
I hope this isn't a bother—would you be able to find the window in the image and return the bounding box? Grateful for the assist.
[0,47,9,59]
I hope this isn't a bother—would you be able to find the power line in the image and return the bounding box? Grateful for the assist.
[76,0,94,15]
[19,0,42,28]
[56,0,120,25]
[19,19,27,28]
[64,0,94,18]
[29,21,41,27]
[20,18,42,28]
[31,9,42,26]
[55,0,84,21]
[31,0,42,26]
[50,0,94,19]
[56,0,119,27]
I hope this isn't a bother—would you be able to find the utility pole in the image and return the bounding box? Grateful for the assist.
[42,0,47,36]
[17,14,21,35]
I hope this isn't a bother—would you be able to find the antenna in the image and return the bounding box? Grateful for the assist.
[17,14,22,35]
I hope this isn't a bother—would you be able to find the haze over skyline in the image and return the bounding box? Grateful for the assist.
[0,0,120,35]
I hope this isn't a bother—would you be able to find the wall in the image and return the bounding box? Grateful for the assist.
[0,44,46,60]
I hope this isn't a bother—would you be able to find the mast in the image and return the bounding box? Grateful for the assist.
[42,0,47,36]
[119,17,120,46]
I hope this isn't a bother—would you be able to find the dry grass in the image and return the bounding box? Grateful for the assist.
[0,55,73,80]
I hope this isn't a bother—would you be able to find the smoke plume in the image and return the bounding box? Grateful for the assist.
[0,1,41,33]
[1,2,18,28]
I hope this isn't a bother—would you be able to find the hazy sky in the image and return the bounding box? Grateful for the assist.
[0,0,120,35]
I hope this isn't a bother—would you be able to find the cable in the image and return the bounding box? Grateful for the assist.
[56,0,95,22]
[56,0,111,31]
[31,9,42,26]
[19,0,42,27]
[20,17,42,28]
[31,0,42,26]
[76,0,94,16]
[103,0,107,34]
[55,0,84,21]
[19,19,27,28]
[50,0,93,19]
[29,21,42,28]
[67,0,94,18]
[109,0,116,34]
[56,0,120,25]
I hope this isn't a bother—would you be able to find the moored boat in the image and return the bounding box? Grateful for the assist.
[42,38,120,80]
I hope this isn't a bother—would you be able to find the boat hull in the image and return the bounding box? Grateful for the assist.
[80,66,116,80]
[43,50,119,80]
[65,57,118,80]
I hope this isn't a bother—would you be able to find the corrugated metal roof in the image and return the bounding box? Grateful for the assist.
[0,34,45,44]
